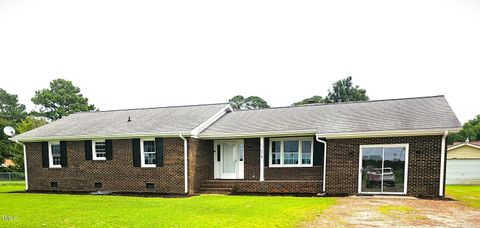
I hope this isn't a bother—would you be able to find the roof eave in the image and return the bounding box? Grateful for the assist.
[316,128,462,139]
[198,129,318,139]
[448,142,480,151]
[11,131,193,142]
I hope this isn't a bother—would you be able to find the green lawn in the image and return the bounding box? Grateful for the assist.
[446,185,480,209]
[0,182,335,227]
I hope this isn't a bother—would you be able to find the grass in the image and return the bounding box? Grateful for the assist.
[377,205,425,220]
[446,185,480,209]
[378,205,415,215]
[0,181,25,192]
[0,181,335,227]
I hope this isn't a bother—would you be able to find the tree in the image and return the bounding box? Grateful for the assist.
[229,95,245,110]
[228,95,270,110]
[0,89,26,171]
[292,95,325,106]
[4,116,47,172]
[325,76,369,103]
[0,118,21,168]
[0,88,27,123]
[292,76,368,106]
[449,115,480,144]
[17,116,47,134]
[31,79,96,120]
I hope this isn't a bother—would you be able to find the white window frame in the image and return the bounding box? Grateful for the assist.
[358,143,409,195]
[140,138,156,168]
[48,141,62,168]
[269,137,314,167]
[92,139,107,160]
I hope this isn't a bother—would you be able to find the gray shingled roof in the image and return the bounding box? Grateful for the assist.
[200,96,461,136]
[13,103,229,141]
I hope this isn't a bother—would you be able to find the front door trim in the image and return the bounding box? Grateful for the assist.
[214,139,244,180]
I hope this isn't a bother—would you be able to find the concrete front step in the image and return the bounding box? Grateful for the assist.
[198,187,234,194]
[199,182,235,194]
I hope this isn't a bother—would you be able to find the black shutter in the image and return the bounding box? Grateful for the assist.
[105,140,113,160]
[60,141,68,167]
[41,142,49,168]
[132,139,141,167]
[217,144,221,162]
[85,140,92,160]
[264,138,269,167]
[155,138,164,167]
[313,137,325,166]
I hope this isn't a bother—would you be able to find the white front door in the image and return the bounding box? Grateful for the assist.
[214,140,244,179]
[221,142,237,179]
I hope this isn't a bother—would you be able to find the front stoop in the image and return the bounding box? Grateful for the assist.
[198,181,235,194]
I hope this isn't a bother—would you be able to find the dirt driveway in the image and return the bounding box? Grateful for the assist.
[307,196,480,227]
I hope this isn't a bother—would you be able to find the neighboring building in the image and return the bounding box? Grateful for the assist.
[447,139,480,185]
[1,159,14,168]
[12,95,461,197]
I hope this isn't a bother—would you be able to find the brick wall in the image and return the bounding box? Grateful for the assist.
[326,136,444,197]
[25,135,445,197]
[25,138,186,194]
[188,138,213,193]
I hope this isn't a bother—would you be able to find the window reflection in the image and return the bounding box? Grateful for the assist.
[361,146,406,193]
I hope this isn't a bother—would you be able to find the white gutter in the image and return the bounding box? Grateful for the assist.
[12,131,193,143]
[316,128,461,139]
[315,135,327,193]
[439,130,448,197]
[13,140,28,191]
[179,133,188,194]
[200,130,318,139]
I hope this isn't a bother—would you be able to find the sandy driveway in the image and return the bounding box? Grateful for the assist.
[307,196,480,227]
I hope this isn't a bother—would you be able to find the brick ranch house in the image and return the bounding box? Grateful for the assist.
[12,95,461,197]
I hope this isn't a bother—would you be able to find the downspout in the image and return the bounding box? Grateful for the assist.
[179,133,188,194]
[315,135,327,193]
[13,140,28,191]
[439,130,448,197]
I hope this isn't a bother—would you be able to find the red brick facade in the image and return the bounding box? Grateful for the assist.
[326,136,445,197]
[25,139,186,194]
[24,135,446,197]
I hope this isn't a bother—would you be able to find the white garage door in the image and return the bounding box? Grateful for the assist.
[447,159,480,185]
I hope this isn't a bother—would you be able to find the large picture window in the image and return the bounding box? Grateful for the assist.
[359,144,408,194]
[141,139,156,167]
[269,138,313,167]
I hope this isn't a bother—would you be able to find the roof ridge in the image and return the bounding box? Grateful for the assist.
[230,95,445,112]
[73,102,230,114]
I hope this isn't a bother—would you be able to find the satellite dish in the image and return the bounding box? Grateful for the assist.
[3,126,15,137]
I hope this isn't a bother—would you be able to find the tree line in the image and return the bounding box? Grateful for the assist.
[228,76,369,109]
[1,79,96,171]
[1,76,475,171]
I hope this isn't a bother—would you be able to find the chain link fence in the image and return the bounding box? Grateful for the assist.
[0,172,25,181]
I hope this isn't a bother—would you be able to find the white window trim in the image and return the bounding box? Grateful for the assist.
[269,137,314,167]
[357,143,409,195]
[48,141,61,168]
[140,138,156,168]
[92,139,107,160]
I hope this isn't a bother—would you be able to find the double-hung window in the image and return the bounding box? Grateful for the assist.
[49,141,61,168]
[141,139,156,167]
[269,137,313,167]
[92,140,106,160]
